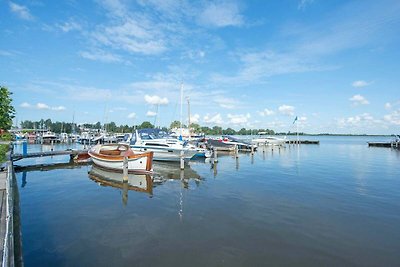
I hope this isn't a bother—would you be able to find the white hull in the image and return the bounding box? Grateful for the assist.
[252,138,286,146]
[90,156,150,173]
[131,145,197,162]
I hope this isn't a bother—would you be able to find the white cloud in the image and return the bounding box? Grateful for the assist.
[20,102,66,111]
[298,116,307,122]
[190,114,200,124]
[20,102,31,108]
[57,20,82,32]
[337,113,382,128]
[52,106,66,111]
[214,96,238,109]
[127,112,136,119]
[198,2,244,27]
[146,111,157,117]
[385,102,392,110]
[9,2,34,20]
[36,103,50,110]
[352,80,370,88]
[258,108,275,116]
[349,94,369,105]
[92,17,166,55]
[298,0,314,10]
[203,113,223,124]
[227,113,251,124]
[80,50,123,63]
[278,105,295,116]
[383,109,400,125]
[144,95,169,105]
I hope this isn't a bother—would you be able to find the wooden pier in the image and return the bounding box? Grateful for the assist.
[286,140,319,144]
[368,141,400,148]
[11,149,88,161]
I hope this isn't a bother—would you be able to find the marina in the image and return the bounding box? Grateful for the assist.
[2,1,400,266]
[1,135,399,266]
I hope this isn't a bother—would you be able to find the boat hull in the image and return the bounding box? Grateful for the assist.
[130,145,197,162]
[88,144,153,173]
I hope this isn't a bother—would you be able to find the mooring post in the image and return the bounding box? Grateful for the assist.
[83,140,87,150]
[123,156,128,182]
[22,140,28,156]
[251,144,254,155]
[235,145,239,158]
[180,150,184,170]
[51,140,54,151]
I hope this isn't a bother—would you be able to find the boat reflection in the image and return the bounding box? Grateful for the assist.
[88,166,153,205]
[153,162,203,189]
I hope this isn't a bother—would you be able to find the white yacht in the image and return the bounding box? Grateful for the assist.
[128,129,198,162]
[42,131,58,143]
[252,132,286,146]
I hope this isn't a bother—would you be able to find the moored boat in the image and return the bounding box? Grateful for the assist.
[88,144,153,173]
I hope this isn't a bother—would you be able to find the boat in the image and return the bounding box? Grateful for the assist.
[206,138,236,151]
[88,143,153,173]
[252,132,286,146]
[78,131,95,144]
[128,129,198,162]
[221,135,257,151]
[42,131,58,143]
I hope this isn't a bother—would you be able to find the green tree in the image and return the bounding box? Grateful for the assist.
[189,123,201,133]
[212,126,222,135]
[170,120,182,129]
[0,86,15,130]
[138,121,154,129]
[222,127,236,135]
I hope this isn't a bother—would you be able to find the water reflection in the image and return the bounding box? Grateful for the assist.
[88,166,153,205]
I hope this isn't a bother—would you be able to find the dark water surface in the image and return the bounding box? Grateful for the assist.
[15,136,400,266]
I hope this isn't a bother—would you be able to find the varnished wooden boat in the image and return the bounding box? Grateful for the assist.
[88,144,153,173]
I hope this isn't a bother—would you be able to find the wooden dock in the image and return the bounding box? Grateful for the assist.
[368,142,399,148]
[12,149,88,161]
[286,140,319,144]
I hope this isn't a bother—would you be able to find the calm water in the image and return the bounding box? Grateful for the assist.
[14,136,400,266]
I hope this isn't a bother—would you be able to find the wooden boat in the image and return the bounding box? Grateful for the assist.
[88,144,153,173]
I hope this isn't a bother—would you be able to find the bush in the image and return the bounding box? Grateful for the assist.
[0,144,8,163]
[0,133,12,141]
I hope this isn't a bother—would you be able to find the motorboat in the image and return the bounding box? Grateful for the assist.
[88,143,153,173]
[42,131,58,143]
[128,129,198,162]
[221,135,257,151]
[206,138,236,151]
[252,133,286,146]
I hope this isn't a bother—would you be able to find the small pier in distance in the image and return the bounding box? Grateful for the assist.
[368,141,400,148]
[286,140,319,144]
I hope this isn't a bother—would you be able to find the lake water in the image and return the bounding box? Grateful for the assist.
[14,136,400,266]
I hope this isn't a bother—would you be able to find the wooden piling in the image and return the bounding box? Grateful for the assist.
[180,150,184,170]
[213,148,218,163]
[123,156,128,182]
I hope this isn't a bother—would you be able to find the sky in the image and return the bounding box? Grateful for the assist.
[1,0,400,134]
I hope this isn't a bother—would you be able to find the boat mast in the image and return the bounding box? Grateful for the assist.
[180,83,183,140]
[187,97,191,141]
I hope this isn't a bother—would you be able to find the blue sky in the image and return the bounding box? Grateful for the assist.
[1,0,400,134]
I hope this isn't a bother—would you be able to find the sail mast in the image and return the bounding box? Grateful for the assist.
[180,83,183,140]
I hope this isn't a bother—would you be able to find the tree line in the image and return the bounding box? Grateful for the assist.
[18,119,276,136]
